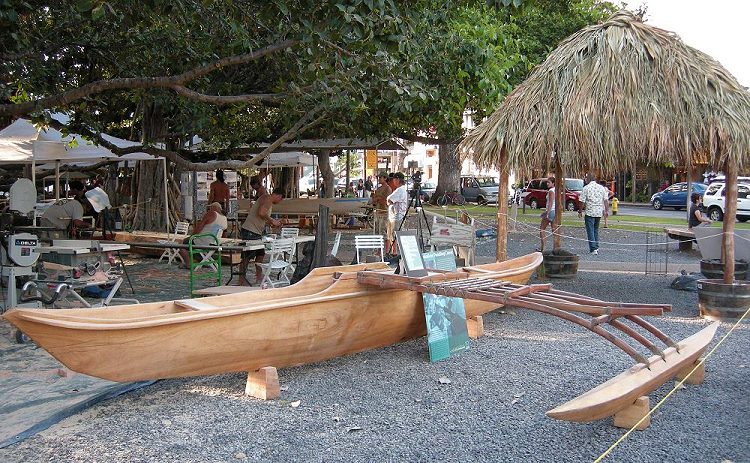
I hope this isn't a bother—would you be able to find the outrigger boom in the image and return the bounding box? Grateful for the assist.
[357,270,720,423]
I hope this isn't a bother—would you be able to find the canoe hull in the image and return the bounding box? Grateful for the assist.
[5,254,542,382]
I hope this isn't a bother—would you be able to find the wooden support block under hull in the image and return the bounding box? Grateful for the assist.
[245,367,280,400]
[675,358,705,385]
[613,396,651,430]
[467,316,484,339]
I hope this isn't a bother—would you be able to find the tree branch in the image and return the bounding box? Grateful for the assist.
[0,39,298,117]
[44,107,325,171]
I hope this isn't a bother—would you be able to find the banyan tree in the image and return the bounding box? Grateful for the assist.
[460,10,750,284]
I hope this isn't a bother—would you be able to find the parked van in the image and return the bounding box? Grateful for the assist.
[460,175,499,204]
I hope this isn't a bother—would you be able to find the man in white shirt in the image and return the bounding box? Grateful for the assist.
[386,172,408,255]
[578,173,608,254]
[41,181,93,237]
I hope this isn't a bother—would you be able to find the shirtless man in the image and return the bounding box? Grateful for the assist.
[238,188,285,285]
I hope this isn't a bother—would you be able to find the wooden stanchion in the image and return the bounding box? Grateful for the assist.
[245,367,280,400]
[613,396,651,430]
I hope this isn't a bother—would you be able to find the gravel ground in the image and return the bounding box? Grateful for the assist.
[1,228,747,462]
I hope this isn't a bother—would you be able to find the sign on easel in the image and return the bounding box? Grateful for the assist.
[395,231,428,277]
[421,249,469,362]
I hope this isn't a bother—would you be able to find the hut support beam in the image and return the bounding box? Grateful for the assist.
[496,149,509,262]
[553,160,563,250]
[722,162,737,284]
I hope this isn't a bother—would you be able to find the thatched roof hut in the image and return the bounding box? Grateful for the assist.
[460,10,750,282]
[460,10,750,176]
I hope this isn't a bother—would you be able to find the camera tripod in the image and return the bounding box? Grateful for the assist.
[397,185,432,251]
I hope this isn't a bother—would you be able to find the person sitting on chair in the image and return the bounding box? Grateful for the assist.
[178,202,227,267]
[40,180,94,238]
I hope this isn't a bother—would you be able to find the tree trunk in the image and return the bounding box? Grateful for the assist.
[345,150,351,193]
[434,142,460,203]
[318,149,334,198]
[123,100,178,231]
[271,167,295,198]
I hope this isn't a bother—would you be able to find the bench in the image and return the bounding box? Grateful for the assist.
[664,227,695,251]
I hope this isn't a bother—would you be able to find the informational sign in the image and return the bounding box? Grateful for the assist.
[422,249,456,271]
[396,231,427,277]
[422,249,469,362]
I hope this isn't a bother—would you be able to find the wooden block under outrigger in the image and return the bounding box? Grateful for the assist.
[675,358,705,385]
[467,316,484,339]
[245,366,280,400]
[613,396,651,430]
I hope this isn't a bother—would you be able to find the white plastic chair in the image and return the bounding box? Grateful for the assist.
[258,238,295,288]
[158,221,190,265]
[280,227,300,239]
[279,228,300,279]
[354,235,385,264]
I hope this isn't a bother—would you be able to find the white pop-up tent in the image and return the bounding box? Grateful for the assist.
[0,119,170,232]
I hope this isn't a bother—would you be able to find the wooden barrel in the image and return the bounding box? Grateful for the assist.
[542,251,579,279]
[700,259,749,281]
[697,279,750,321]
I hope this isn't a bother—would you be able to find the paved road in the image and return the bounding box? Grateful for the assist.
[617,204,687,219]
[617,204,744,222]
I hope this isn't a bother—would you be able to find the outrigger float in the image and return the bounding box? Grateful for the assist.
[4,252,719,423]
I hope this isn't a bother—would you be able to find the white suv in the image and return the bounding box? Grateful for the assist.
[702,182,750,222]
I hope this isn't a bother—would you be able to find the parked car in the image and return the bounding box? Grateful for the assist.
[708,175,750,184]
[564,178,584,194]
[460,176,498,204]
[522,178,582,211]
[702,181,750,222]
[650,182,707,210]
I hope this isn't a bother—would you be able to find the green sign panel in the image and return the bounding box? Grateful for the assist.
[421,250,469,362]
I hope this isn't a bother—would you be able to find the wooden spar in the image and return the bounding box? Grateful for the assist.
[356,272,681,365]
[625,315,679,350]
[553,159,563,250]
[496,147,509,262]
[607,319,666,359]
[722,162,737,284]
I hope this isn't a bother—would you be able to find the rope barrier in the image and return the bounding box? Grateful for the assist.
[593,307,750,462]
[467,210,749,249]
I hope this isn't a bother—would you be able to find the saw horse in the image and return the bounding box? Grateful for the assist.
[357,269,719,425]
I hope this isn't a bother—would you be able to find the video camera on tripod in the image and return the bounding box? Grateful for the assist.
[410,170,423,189]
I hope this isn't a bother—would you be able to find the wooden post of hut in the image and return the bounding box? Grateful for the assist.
[553,160,564,250]
[496,148,509,262]
[722,162,737,284]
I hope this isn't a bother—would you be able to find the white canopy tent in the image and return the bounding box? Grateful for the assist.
[0,119,169,232]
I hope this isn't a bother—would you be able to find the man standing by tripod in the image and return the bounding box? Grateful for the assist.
[386,172,408,256]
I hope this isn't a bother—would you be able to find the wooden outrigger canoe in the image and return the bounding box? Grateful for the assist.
[4,254,542,382]
[4,251,720,423]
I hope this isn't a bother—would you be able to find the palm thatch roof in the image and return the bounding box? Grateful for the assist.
[460,10,750,176]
